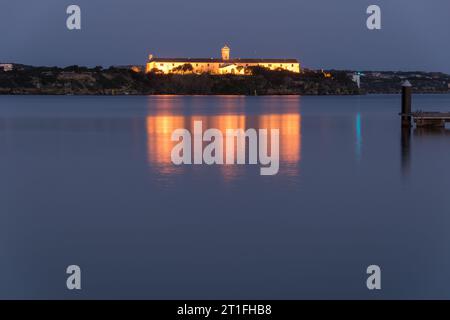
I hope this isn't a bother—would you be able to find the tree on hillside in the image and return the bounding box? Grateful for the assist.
[149,68,163,74]
[171,63,194,74]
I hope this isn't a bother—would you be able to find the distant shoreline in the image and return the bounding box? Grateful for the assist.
[2,93,450,99]
[1,64,448,96]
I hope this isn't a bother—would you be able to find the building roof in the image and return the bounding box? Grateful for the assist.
[149,58,299,64]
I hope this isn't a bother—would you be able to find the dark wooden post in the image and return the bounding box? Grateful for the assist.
[401,127,411,175]
[401,80,412,128]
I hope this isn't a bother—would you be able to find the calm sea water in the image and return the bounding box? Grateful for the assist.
[1,94,450,299]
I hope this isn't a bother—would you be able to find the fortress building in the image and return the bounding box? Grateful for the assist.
[145,45,301,75]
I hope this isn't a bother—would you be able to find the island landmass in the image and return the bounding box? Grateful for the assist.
[0,63,448,96]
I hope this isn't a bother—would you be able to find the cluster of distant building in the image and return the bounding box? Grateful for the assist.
[0,63,13,72]
[344,70,450,92]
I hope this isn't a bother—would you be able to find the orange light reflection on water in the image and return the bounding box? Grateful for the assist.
[145,101,301,181]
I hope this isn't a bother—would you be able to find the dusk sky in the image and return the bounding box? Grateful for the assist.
[1,0,449,72]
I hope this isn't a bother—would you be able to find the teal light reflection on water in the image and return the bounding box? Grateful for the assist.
[356,112,362,161]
